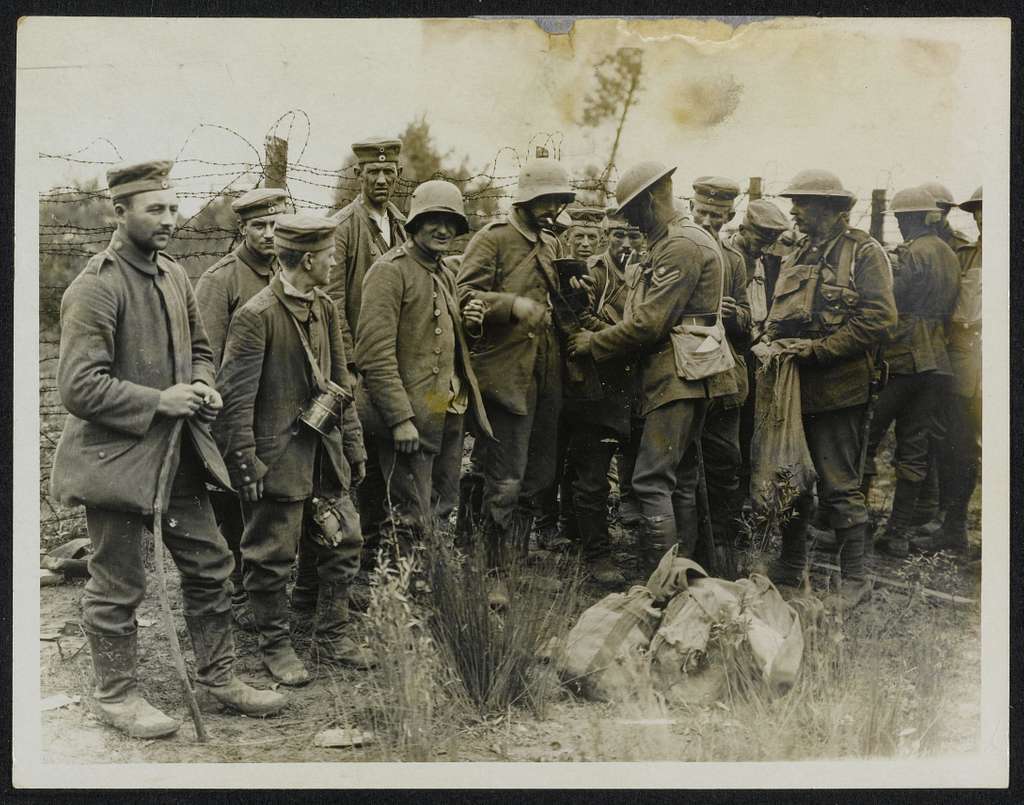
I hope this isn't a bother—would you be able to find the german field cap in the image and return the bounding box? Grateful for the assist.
[231,187,290,221]
[568,206,606,225]
[603,207,638,231]
[744,199,790,231]
[959,186,982,212]
[273,213,338,252]
[614,161,676,214]
[106,159,174,201]
[692,176,741,209]
[352,138,402,165]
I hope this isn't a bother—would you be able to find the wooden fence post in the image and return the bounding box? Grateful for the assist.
[264,135,288,189]
[870,188,886,244]
[748,177,762,201]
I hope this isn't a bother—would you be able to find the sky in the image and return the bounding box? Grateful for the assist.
[17,16,1009,238]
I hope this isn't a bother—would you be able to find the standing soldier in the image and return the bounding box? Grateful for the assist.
[355,181,492,563]
[195,187,289,631]
[763,170,897,607]
[921,181,973,251]
[931,186,982,556]
[308,138,406,612]
[569,162,731,571]
[724,199,791,503]
[456,158,575,605]
[689,177,753,555]
[215,214,372,685]
[51,160,286,739]
[862,187,960,558]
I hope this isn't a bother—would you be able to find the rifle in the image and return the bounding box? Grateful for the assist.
[857,351,889,479]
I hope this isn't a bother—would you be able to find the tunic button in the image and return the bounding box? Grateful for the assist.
[432,291,438,298]
[243,475,251,483]
[527,332,535,339]
[98,451,106,459]
[240,463,247,470]
[434,327,442,335]
[433,347,441,355]
[235,450,243,458]
[432,367,440,374]
[434,309,442,317]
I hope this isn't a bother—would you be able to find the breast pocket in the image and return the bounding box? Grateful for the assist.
[769,264,818,327]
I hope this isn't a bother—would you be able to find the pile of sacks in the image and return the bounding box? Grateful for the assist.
[558,548,806,703]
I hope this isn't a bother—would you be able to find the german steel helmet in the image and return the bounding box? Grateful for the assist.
[959,186,982,212]
[405,179,469,235]
[613,161,677,214]
[778,169,856,203]
[513,158,576,205]
[919,181,956,209]
[888,186,941,214]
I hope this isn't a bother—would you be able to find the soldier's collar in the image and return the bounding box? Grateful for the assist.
[270,273,314,321]
[108,231,165,276]
[508,207,539,243]
[404,240,443,271]
[237,241,275,276]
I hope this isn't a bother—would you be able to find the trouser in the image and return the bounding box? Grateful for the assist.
[81,439,233,637]
[373,412,465,559]
[240,496,362,594]
[564,421,620,560]
[358,437,389,554]
[938,389,982,530]
[475,331,563,568]
[864,373,943,484]
[209,488,246,599]
[535,414,570,531]
[630,397,708,554]
[737,352,758,496]
[616,415,645,504]
[700,401,744,546]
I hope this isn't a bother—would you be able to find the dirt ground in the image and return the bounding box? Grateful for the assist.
[37,475,983,765]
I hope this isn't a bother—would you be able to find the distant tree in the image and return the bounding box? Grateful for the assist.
[582,48,644,204]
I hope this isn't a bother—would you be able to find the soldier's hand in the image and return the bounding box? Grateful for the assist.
[392,419,420,453]
[721,296,737,320]
[463,298,487,329]
[240,479,263,503]
[351,460,366,487]
[783,339,816,362]
[193,384,223,423]
[511,296,546,328]
[157,383,206,418]
[569,330,594,358]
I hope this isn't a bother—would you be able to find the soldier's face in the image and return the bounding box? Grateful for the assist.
[739,224,779,256]
[309,245,336,287]
[241,214,279,259]
[570,226,601,260]
[116,189,179,253]
[789,198,840,238]
[692,202,733,235]
[607,228,631,261]
[359,163,400,205]
[524,196,566,229]
[621,195,654,233]
[411,212,459,257]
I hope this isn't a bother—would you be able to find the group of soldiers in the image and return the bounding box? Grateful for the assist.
[49,136,983,740]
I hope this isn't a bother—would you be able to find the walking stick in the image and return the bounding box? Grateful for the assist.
[152,418,208,742]
[694,441,721,576]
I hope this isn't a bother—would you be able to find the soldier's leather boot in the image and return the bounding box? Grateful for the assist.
[576,505,625,589]
[672,501,701,560]
[911,458,941,528]
[290,537,319,615]
[638,515,677,577]
[313,583,377,669]
[228,554,257,633]
[770,497,811,590]
[808,500,838,552]
[186,611,288,717]
[876,478,922,558]
[618,495,643,528]
[832,523,872,610]
[87,632,180,739]
[929,462,979,557]
[248,590,310,686]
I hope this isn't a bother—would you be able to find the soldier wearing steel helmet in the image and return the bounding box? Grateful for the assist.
[762,169,896,609]
[50,160,287,739]
[455,157,575,606]
[920,181,973,252]
[932,186,982,557]
[355,181,493,568]
[569,161,734,572]
[861,186,960,558]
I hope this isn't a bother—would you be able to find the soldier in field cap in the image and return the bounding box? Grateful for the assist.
[688,177,753,562]
[215,213,373,686]
[50,160,287,739]
[317,137,407,612]
[195,186,290,632]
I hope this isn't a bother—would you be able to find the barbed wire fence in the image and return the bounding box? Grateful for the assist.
[37,111,917,542]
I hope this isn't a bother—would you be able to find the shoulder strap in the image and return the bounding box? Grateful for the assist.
[836,235,857,289]
[288,311,329,392]
[496,238,542,292]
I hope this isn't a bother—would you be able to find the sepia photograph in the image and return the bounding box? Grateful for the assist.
[12,14,1010,788]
